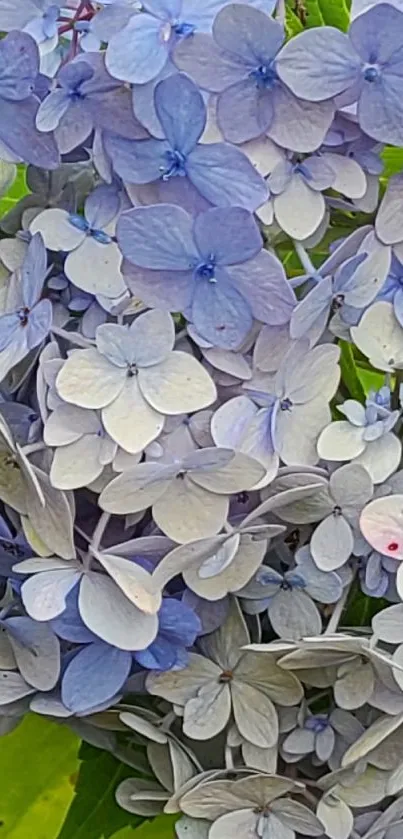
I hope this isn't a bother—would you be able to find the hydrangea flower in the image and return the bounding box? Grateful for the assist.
[212,341,340,471]
[276,3,403,146]
[240,546,343,640]
[106,0,277,86]
[0,31,59,167]
[36,52,147,154]
[318,388,401,484]
[118,203,295,349]
[147,599,303,744]
[100,447,265,542]
[55,309,216,454]
[178,773,323,839]
[0,233,52,384]
[103,73,268,211]
[30,184,127,298]
[13,549,162,651]
[174,4,334,148]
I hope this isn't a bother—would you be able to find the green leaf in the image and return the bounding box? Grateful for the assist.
[285,0,349,32]
[381,147,403,180]
[339,341,366,403]
[0,165,29,218]
[0,714,80,839]
[112,816,178,839]
[56,744,144,839]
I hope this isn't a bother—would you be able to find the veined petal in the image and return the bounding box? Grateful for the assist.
[138,351,216,414]
[317,421,366,461]
[102,375,165,454]
[153,475,229,542]
[21,569,81,621]
[79,573,158,651]
[65,237,126,299]
[276,27,362,101]
[30,208,85,252]
[56,348,126,409]
[106,14,170,85]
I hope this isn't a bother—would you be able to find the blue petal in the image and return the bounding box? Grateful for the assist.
[21,232,47,309]
[191,267,253,349]
[50,587,98,644]
[117,204,198,270]
[349,3,403,65]
[134,635,182,671]
[181,0,277,31]
[276,27,362,101]
[62,642,131,713]
[58,60,94,92]
[213,5,284,66]
[36,90,70,132]
[155,73,206,155]
[0,98,59,169]
[193,206,262,265]
[84,184,120,230]
[104,135,170,184]
[106,14,170,85]
[186,142,268,211]
[0,313,20,351]
[144,0,181,18]
[0,31,39,101]
[174,32,249,92]
[217,78,274,144]
[26,299,53,350]
[158,597,202,645]
[358,69,403,146]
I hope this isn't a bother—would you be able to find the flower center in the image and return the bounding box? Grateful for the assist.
[195,259,217,283]
[17,306,30,326]
[160,149,187,181]
[173,21,195,37]
[250,63,277,89]
[280,397,293,411]
[305,715,329,733]
[219,670,233,683]
[68,214,111,244]
[364,65,379,83]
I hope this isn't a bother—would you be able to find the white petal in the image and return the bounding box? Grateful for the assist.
[100,463,174,514]
[65,237,126,298]
[322,153,366,199]
[30,208,85,252]
[317,795,353,839]
[21,569,80,620]
[317,421,365,461]
[211,396,259,450]
[45,404,100,446]
[25,468,76,560]
[351,302,403,372]
[50,435,104,490]
[274,176,325,240]
[269,589,322,641]
[102,375,165,454]
[185,536,266,601]
[275,398,331,466]
[232,680,278,748]
[56,348,126,409]
[94,551,161,614]
[334,662,374,710]
[202,347,252,380]
[360,495,403,560]
[311,514,353,571]
[138,351,216,415]
[7,620,60,691]
[209,810,257,839]
[0,671,35,705]
[183,681,231,740]
[79,573,158,651]
[191,452,265,494]
[146,653,221,705]
[354,433,402,484]
[153,476,228,543]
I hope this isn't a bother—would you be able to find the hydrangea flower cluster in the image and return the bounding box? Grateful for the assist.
[2,0,403,836]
